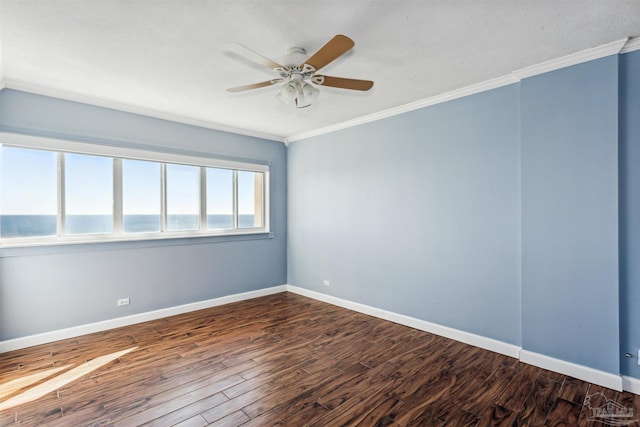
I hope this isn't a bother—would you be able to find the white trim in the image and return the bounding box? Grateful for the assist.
[285,75,519,144]
[0,285,286,353]
[0,132,270,172]
[0,1,3,89]
[520,350,622,391]
[2,38,634,146]
[621,37,640,54]
[286,38,631,144]
[622,375,640,394]
[286,285,521,358]
[287,286,639,394]
[1,79,286,144]
[1,284,638,395]
[512,38,628,80]
[0,131,271,248]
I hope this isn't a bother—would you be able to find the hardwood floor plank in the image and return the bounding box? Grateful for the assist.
[1,292,637,427]
[495,363,541,412]
[475,403,516,426]
[545,397,583,426]
[557,376,590,405]
[442,410,480,427]
[107,376,241,426]
[137,392,228,426]
[207,410,250,427]
[239,367,344,420]
[513,373,563,426]
[461,361,519,415]
[431,350,501,422]
[172,414,209,427]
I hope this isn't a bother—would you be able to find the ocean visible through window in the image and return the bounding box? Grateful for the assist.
[0,135,269,244]
[0,215,255,238]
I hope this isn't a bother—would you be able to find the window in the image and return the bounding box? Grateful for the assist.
[206,168,233,230]
[0,133,269,245]
[122,159,161,233]
[166,164,200,231]
[64,153,113,235]
[0,146,57,238]
[238,170,264,228]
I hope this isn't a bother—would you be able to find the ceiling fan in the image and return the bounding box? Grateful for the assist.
[226,35,374,108]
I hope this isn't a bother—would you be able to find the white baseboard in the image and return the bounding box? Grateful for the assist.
[519,350,623,391]
[623,375,640,395]
[286,285,639,394]
[2,284,638,396]
[0,285,287,353]
[286,285,521,359]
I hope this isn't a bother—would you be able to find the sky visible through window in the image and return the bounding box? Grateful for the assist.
[123,159,161,215]
[1,146,57,215]
[1,146,258,216]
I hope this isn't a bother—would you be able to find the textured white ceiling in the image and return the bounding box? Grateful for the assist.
[1,1,640,142]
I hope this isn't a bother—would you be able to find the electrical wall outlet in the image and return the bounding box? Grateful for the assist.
[323,280,330,287]
[117,298,130,306]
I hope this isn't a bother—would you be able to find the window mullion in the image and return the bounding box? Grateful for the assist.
[200,167,207,230]
[161,163,167,232]
[232,170,238,230]
[58,153,66,236]
[113,158,123,233]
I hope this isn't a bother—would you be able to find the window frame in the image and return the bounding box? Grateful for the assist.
[0,133,270,247]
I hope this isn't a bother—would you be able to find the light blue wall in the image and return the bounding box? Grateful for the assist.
[0,89,287,341]
[620,50,640,378]
[289,55,625,376]
[288,85,523,345]
[521,56,620,374]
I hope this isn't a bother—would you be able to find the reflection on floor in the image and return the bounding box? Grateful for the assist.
[0,347,136,412]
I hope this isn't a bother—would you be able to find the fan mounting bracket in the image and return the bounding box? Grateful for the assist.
[282,63,317,83]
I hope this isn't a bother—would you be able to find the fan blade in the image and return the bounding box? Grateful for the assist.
[302,35,354,72]
[228,43,287,73]
[227,79,282,93]
[313,75,374,91]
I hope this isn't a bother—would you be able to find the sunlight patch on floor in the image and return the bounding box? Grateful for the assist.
[0,347,137,411]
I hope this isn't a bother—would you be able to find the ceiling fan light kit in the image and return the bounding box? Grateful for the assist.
[227,35,374,108]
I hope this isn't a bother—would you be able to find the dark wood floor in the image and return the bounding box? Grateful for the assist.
[0,292,638,426]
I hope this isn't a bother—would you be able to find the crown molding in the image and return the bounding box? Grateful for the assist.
[287,37,631,144]
[621,36,640,54]
[2,36,635,147]
[285,74,519,144]
[1,79,287,144]
[512,38,628,79]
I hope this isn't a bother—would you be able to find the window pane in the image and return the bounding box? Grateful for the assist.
[238,171,263,228]
[123,159,161,233]
[1,146,57,237]
[206,168,233,230]
[166,164,199,231]
[65,153,113,234]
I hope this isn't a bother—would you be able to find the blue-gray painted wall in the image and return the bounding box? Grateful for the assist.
[521,56,619,374]
[288,84,523,346]
[289,53,634,377]
[620,50,640,378]
[0,89,287,341]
